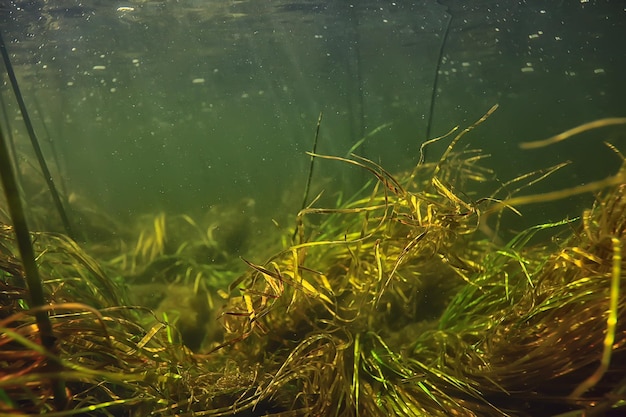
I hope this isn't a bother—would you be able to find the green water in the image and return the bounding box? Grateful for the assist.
[1,3,626,415]
[1,0,625,232]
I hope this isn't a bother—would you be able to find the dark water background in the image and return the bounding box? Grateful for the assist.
[1,0,625,234]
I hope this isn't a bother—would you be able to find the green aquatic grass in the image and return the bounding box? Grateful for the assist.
[1,111,625,416]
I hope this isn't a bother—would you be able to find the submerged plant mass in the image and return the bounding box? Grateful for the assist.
[0,110,625,416]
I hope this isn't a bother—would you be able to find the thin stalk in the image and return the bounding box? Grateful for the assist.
[0,31,74,239]
[425,3,452,146]
[293,112,323,243]
[301,112,323,211]
[0,125,67,410]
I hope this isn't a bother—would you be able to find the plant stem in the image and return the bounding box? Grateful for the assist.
[0,126,67,410]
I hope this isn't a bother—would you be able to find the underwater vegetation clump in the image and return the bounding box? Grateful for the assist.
[0,109,625,416]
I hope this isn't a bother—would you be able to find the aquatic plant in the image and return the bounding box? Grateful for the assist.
[0,109,625,416]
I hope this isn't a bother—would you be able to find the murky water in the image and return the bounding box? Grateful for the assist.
[1,0,625,229]
[2,3,626,415]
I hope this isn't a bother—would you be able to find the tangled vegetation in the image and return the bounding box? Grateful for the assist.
[1,108,625,416]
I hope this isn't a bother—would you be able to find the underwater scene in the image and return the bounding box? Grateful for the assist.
[1,0,625,416]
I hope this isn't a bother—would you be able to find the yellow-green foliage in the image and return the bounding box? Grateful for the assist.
[0,110,625,416]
